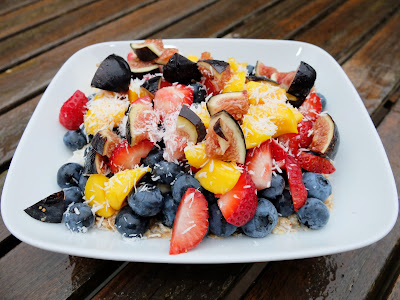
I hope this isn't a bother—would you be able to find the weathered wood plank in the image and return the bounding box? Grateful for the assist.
[388,272,400,300]
[243,93,400,300]
[152,0,279,39]
[0,0,96,40]
[0,170,10,243]
[93,262,250,299]
[0,0,217,115]
[0,0,38,16]
[0,0,156,72]
[0,243,124,299]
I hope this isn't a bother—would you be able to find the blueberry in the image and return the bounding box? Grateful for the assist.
[78,174,90,193]
[64,203,95,233]
[57,163,83,189]
[63,129,87,151]
[63,186,83,209]
[296,198,329,229]
[115,206,150,238]
[272,189,295,217]
[161,193,178,228]
[152,161,183,184]
[246,64,255,75]
[190,82,206,103]
[209,203,237,237]
[203,189,218,204]
[302,172,332,201]
[258,174,285,199]
[317,92,327,110]
[171,174,201,203]
[241,198,278,238]
[141,146,164,167]
[128,184,164,217]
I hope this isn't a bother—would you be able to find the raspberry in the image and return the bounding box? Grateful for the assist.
[59,90,88,130]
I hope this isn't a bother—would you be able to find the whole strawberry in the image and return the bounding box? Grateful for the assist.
[59,90,88,130]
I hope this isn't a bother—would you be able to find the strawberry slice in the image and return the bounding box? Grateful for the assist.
[297,119,314,148]
[278,133,299,156]
[245,141,272,190]
[218,171,258,226]
[299,92,322,121]
[59,90,88,130]
[109,140,154,173]
[285,155,307,211]
[270,139,287,171]
[170,188,209,255]
[153,85,193,116]
[297,152,336,174]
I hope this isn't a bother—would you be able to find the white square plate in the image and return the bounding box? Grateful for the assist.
[1,39,398,263]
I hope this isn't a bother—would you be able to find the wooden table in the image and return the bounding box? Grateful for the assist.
[1,0,399,299]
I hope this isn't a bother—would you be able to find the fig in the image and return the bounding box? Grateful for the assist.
[91,54,131,93]
[254,61,277,78]
[205,110,247,164]
[141,76,162,95]
[287,61,317,107]
[176,105,206,143]
[130,40,163,61]
[197,59,232,92]
[24,191,65,223]
[246,75,279,86]
[310,113,339,159]
[154,48,179,65]
[91,129,121,157]
[83,146,110,176]
[130,64,159,79]
[206,91,249,121]
[163,53,202,84]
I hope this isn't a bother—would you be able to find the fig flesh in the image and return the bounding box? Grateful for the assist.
[310,113,339,159]
[176,105,206,143]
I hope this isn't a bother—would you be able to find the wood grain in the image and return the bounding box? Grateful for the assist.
[0,0,156,72]
[0,243,124,299]
[0,0,38,15]
[0,0,217,115]
[388,273,400,300]
[93,262,249,299]
[0,170,10,243]
[0,0,96,40]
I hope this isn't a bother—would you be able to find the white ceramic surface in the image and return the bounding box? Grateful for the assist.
[1,39,398,263]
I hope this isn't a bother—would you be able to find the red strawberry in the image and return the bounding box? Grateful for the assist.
[297,152,336,174]
[245,141,272,190]
[153,85,193,116]
[201,77,220,95]
[159,78,173,89]
[218,171,258,226]
[299,92,322,121]
[170,188,209,255]
[285,155,307,211]
[109,140,154,173]
[278,133,299,156]
[270,139,287,171]
[297,119,314,148]
[59,90,88,130]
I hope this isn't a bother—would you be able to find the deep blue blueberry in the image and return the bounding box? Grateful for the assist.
[63,129,88,151]
[209,203,237,237]
[296,198,329,229]
[302,172,332,201]
[272,189,295,217]
[241,198,278,238]
[246,64,255,75]
[190,82,206,103]
[64,203,95,232]
[171,174,201,203]
[317,92,327,110]
[138,172,154,185]
[152,160,183,185]
[57,163,83,189]
[161,193,178,228]
[203,189,218,204]
[115,206,150,238]
[128,185,164,217]
[78,174,89,193]
[141,147,164,167]
[258,174,285,199]
[63,186,83,209]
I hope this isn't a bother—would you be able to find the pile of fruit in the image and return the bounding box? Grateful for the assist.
[25,39,339,255]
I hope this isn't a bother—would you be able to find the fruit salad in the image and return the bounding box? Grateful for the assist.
[24,39,339,255]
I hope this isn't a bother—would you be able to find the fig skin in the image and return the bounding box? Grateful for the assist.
[310,114,339,159]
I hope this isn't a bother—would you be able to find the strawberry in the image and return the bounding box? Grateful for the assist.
[218,171,258,226]
[270,139,287,171]
[285,155,307,211]
[245,140,272,190]
[299,92,322,121]
[201,77,220,95]
[278,133,299,156]
[153,85,193,116]
[109,140,154,173]
[297,119,314,148]
[59,90,88,130]
[170,188,209,255]
[297,152,336,174]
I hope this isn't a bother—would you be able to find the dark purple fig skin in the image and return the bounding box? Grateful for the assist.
[178,105,206,143]
[198,59,229,74]
[287,61,317,107]
[163,53,202,84]
[25,191,65,223]
[141,76,162,94]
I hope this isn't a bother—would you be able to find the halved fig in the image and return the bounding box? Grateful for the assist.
[126,101,157,146]
[153,48,179,65]
[309,113,339,159]
[91,129,121,157]
[83,146,110,175]
[24,191,65,223]
[197,59,232,92]
[286,61,317,107]
[176,105,206,143]
[205,110,247,164]
[91,54,131,93]
[130,40,164,61]
[246,75,280,86]
[163,53,202,84]
[141,76,162,95]
[130,63,159,79]
[254,61,277,78]
[206,91,249,121]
